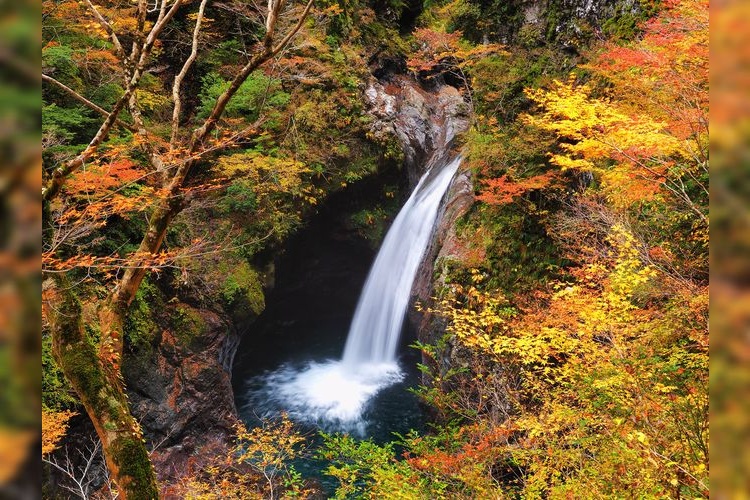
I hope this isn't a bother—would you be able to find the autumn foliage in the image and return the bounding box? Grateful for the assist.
[322,1,709,498]
[42,410,76,456]
[41,0,709,496]
[167,415,310,499]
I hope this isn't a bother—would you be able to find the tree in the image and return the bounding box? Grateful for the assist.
[522,0,708,224]
[42,0,315,496]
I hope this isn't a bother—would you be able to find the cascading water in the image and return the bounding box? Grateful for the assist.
[241,156,462,434]
[342,156,462,367]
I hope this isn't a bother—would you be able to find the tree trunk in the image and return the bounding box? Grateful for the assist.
[48,277,159,499]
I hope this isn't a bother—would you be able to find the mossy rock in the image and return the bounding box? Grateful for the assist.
[220,261,265,322]
[170,305,208,349]
[124,279,161,352]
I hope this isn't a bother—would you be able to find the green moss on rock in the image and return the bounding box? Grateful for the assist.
[171,306,208,348]
[124,279,160,351]
[220,261,265,318]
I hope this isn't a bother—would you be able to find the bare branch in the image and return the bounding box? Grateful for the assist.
[42,74,137,133]
[42,436,109,499]
[265,0,284,47]
[171,0,211,148]
[271,0,315,56]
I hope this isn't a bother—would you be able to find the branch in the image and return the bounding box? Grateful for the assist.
[170,0,211,148]
[83,0,124,59]
[127,93,167,177]
[271,0,315,56]
[42,0,185,203]
[42,74,137,132]
[111,0,315,309]
[187,0,314,151]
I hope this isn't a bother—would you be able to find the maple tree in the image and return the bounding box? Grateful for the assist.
[42,0,316,495]
[322,222,708,498]
[523,0,708,222]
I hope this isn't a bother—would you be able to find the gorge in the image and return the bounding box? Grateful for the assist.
[41,0,709,497]
[234,75,471,439]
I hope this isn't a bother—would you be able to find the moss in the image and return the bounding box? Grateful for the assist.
[58,334,104,404]
[602,0,662,41]
[453,203,567,296]
[124,279,160,351]
[111,436,159,499]
[171,306,208,348]
[349,206,391,246]
[42,334,78,410]
[220,261,265,318]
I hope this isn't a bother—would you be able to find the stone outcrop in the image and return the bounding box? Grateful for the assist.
[365,74,471,185]
[364,72,474,344]
[121,294,259,482]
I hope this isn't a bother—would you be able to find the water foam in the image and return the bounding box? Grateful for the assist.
[243,360,403,434]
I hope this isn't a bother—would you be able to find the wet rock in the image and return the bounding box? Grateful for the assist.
[409,166,475,340]
[365,75,471,187]
[122,303,244,477]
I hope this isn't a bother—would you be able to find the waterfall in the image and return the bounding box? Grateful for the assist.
[342,156,462,367]
[242,157,461,434]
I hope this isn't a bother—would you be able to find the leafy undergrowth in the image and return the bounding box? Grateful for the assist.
[164,416,311,499]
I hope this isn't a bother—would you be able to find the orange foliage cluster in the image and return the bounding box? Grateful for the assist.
[43,245,208,274]
[408,28,464,72]
[407,28,504,74]
[42,410,76,456]
[405,425,511,477]
[476,172,555,205]
[65,158,145,196]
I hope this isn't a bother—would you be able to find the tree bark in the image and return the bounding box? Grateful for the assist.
[48,277,159,499]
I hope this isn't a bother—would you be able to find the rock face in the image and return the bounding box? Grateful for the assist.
[365,75,471,185]
[121,298,256,482]
[454,0,642,48]
[364,73,474,343]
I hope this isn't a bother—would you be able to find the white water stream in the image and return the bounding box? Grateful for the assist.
[342,156,462,367]
[244,157,461,433]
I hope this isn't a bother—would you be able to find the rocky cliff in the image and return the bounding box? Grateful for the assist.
[122,303,243,481]
[364,72,474,344]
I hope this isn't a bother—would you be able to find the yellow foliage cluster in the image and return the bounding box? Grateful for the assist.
[524,78,682,167]
[172,415,310,499]
[523,79,684,209]
[217,152,310,196]
[432,224,708,497]
[41,409,76,456]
